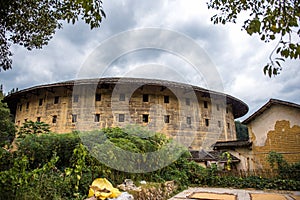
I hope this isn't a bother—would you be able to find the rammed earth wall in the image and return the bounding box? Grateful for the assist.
[4,78,248,150]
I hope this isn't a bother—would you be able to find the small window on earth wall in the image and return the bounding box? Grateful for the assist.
[205,118,209,127]
[73,95,79,102]
[164,96,169,103]
[52,115,57,123]
[143,114,149,123]
[204,101,208,108]
[187,117,191,125]
[164,115,170,123]
[119,94,125,101]
[94,114,100,122]
[95,93,101,101]
[54,96,59,104]
[119,114,125,122]
[72,114,77,123]
[143,94,149,102]
[186,98,190,106]
[39,99,43,106]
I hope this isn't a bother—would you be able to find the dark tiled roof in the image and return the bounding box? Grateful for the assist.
[213,140,252,150]
[242,99,300,124]
[189,150,240,163]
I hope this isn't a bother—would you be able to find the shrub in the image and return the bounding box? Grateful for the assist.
[18,120,50,138]
[16,132,81,169]
[1,127,299,200]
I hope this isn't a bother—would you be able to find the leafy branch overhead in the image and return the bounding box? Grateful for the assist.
[0,0,105,71]
[207,0,300,77]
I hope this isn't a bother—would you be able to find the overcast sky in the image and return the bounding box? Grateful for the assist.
[1,0,299,120]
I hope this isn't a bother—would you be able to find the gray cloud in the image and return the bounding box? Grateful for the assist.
[1,0,299,121]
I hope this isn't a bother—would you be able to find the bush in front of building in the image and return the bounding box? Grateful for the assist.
[1,127,300,200]
[16,131,81,169]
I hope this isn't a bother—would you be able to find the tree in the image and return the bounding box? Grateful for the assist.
[207,0,300,77]
[0,0,105,71]
[0,94,16,147]
[235,121,249,140]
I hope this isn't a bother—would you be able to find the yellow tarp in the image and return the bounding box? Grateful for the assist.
[88,178,121,200]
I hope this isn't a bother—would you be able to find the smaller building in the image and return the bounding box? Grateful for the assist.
[243,99,300,170]
[189,149,240,170]
[212,140,252,170]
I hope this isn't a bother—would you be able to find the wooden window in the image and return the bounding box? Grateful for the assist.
[164,96,169,103]
[52,115,57,123]
[72,114,77,123]
[95,93,101,101]
[143,94,149,102]
[227,123,230,130]
[143,114,149,123]
[94,114,100,122]
[164,115,170,123]
[37,117,41,122]
[54,96,59,104]
[119,114,125,122]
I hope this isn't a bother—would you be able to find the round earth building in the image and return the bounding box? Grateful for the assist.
[4,77,248,150]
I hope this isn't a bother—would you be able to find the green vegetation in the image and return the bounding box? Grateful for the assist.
[207,0,300,77]
[0,127,299,199]
[235,121,249,140]
[267,151,300,180]
[0,0,105,71]
[0,94,16,148]
[18,120,50,138]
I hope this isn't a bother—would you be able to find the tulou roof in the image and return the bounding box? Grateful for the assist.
[242,98,300,124]
[4,77,248,118]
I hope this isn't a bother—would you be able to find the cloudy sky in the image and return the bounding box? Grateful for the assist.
[1,0,299,120]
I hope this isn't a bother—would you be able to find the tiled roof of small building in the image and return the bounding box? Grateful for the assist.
[189,149,240,163]
[213,140,252,150]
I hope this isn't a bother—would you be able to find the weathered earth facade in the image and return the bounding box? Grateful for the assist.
[4,77,248,150]
[243,99,300,169]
